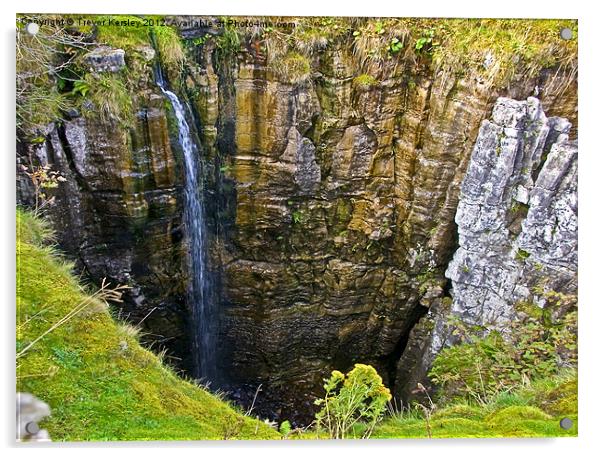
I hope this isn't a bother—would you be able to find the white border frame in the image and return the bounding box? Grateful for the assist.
[3,2,599,455]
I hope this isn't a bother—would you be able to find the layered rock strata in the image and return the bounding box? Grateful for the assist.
[16,30,578,424]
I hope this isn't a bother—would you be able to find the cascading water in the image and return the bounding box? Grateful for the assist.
[156,69,216,381]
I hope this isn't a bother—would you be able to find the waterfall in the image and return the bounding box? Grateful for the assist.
[156,70,216,381]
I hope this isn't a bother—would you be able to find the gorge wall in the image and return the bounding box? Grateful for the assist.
[16,19,578,424]
[446,97,577,329]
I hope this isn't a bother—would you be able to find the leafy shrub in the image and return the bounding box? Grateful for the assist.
[215,25,241,60]
[291,210,304,224]
[314,364,392,439]
[429,294,577,405]
[71,80,90,98]
[415,28,439,54]
[388,37,403,54]
[279,420,292,438]
[516,248,531,261]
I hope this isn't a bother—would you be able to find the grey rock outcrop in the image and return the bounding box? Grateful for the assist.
[446,97,577,329]
[84,47,126,73]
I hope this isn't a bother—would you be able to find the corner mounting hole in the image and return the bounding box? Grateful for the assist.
[559,417,573,430]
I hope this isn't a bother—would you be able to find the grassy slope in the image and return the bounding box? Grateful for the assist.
[292,372,577,439]
[16,209,279,441]
[371,372,577,439]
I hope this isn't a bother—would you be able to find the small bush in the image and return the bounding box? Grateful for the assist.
[279,420,292,438]
[270,52,311,84]
[429,296,577,404]
[516,248,531,261]
[291,210,303,225]
[314,364,391,439]
[215,26,241,61]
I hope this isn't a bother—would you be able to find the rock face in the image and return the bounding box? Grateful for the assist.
[17,58,194,368]
[446,97,577,328]
[84,47,126,73]
[187,42,577,422]
[395,97,577,401]
[16,27,578,426]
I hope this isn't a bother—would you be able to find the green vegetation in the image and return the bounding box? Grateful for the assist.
[371,371,576,438]
[17,16,577,130]
[215,25,241,61]
[16,14,190,131]
[95,15,185,74]
[352,18,576,85]
[279,420,292,438]
[82,73,133,126]
[430,19,577,85]
[270,52,311,84]
[16,15,80,131]
[352,74,378,91]
[516,248,531,261]
[291,210,304,224]
[95,16,150,50]
[430,296,577,404]
[257,17,576,89]
[314,364,391,439]
[388,37,403,54]
[153,25,185,75]
[17,85,70,133]
[96,15,185,86]
[295,369,576,439]
[415,28,439,54]
[16,209,279,441]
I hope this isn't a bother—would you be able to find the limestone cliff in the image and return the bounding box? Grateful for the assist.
[394,97,577,401]
[16,17,578,424]
[186,28,577,422]
[446,97,577,328]
[16,45,194,367]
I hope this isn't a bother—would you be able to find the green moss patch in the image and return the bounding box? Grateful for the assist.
[352,74,378,91]
[368,371,577,439]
